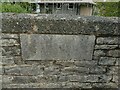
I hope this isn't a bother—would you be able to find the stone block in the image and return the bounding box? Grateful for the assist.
[61,66,89,74]
[2,75,59,85]
[94,50,106,57]
[2,39,19,46]
[2,34,19,39]
[97,75,112,82]
[112,75,119,83]
[62,82,91,88]
[107,66,119,75]
[2,75,37,84]
[20,34,95,60]
[4,65,44,76]
[99,57,117,65]
[2,83,62,88]
[89,66,106,74]
[68,75,98,82]
[2,46,20,56]
[92,82,118,88]
[2,56,22,65]
[97,37,119,45]
[107,50,120,57]
[44,65,61,75]
[74,60,97,67]
[95,45,118,50]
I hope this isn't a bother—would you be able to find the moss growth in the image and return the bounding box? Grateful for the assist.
[0,2,31,13]
[96,2,119,17]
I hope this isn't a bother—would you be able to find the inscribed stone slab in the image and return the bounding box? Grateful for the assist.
[20,34,95,60]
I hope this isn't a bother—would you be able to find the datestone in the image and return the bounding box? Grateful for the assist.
[20,34,95,60]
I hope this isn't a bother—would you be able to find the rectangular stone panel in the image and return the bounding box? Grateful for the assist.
[20,34,95,60]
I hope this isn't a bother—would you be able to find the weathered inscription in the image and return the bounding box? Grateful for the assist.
[20,34,95,60]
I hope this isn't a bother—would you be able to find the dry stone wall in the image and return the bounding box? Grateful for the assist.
[1,13,120,89]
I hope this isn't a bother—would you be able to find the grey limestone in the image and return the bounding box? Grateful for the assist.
[1,13,120,89]
[95,45,118,50]
[2,34,19,39]
[99,57,118,65]
[107,50,120,57]
[20,34,95,61]
[2,13,119,36]
[97,37,120,45]
[2,39,19,46]
[2,46,20,56]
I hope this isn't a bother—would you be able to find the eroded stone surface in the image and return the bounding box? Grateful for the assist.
[20,34,95,60]
[2,14,119,36]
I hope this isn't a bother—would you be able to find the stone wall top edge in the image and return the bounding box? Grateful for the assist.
[1,13,119,35]
[1,13,119,22]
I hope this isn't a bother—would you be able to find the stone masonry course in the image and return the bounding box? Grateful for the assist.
[1,13,120,89]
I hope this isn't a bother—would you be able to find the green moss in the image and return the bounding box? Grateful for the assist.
[0,3,2,13]
[96,2,119,17]
[0,3,30,13]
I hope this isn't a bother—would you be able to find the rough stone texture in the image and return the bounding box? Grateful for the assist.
[93,50,106,59]
[2,39,19,46]
[95,45,118,50]
[107,50,120,57]
[4,65,44,76]
[2,56,15,65]
[0,66,3,75]
[107,66,119,75]
[99,57,118,66]
[1,13,119,89]
[97,37,120,45]
[2,46,20,56]
[2,56,23,65]
[2,13,119,36]
[20,34,95,60]
[2,75,114,84]
[2,34,19,39]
